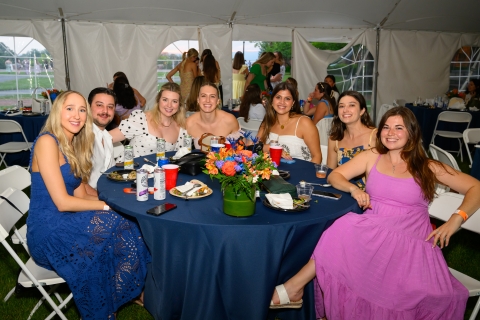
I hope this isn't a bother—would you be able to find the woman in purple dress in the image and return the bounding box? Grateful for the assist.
[270,106,480,319]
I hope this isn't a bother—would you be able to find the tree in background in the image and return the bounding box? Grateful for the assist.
[254,41,347,71]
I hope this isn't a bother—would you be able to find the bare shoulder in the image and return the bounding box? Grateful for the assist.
[35,134,58,150]
[428,159,457,176]
[185,113,198,129]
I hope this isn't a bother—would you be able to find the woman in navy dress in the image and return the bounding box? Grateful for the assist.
[27,91,151,319]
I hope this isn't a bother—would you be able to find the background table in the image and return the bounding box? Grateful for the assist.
[0,113,47,166]
[98,154,362,320]
[405,104,480,151]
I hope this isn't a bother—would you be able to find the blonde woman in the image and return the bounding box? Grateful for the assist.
[110,82,188,160]
[166,48,199,106]
[244,52,275,93]
[27,91,150,319]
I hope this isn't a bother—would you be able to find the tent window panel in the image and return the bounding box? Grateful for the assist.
[449,46,480,92]
[327,44,374,108]
[0,36,53,110]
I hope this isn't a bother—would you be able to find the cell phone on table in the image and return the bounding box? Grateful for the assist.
[146,203,177,216]
[312,190,342,200]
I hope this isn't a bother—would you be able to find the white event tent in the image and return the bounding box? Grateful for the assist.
[1,0,480,116]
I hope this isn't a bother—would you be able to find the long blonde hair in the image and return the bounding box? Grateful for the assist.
[254,52,275,66]
[180,48,199,72]
[40,91,94,182]
[149,82,186,128]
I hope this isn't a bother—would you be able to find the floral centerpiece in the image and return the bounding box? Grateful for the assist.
[445,88,466,100]
[203,133,277,216]
[41,89,62,102]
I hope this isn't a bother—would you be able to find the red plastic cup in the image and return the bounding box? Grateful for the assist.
[270,145,283,167]
[162,164,179,190]
[225,141,232,150]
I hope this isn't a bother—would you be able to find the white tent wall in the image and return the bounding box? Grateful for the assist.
[292,29,371,100]
[0,19,66,91]
[67,22,198,109]
[199,26,232,104]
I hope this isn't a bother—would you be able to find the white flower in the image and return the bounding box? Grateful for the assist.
[252,176,258,183]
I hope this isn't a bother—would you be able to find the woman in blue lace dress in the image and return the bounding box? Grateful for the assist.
[326,91,377,190]
[26,91,151,319]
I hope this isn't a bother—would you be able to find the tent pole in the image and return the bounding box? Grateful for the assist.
[373,26,380,124]
[60,18,70,90]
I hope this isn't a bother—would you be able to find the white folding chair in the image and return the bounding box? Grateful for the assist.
[463,128,480,167]
[315,117,333,146]
[320,145,328,165]
[0,120,34,170]
[237,117,262,137]
[0,165,31,194]
[1,187,73,320]
[428,192,480,320]
[429,144,460,195]
[430,111,472,162]
[376,104,395,126]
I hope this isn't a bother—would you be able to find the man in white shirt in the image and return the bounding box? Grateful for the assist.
[86,87,116,194]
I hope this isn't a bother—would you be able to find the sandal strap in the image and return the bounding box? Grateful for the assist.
[275,284,291,305]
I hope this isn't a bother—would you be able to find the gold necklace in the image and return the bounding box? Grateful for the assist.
[388,153,404,173]
[278,116,290,129]
[160,118,173,127]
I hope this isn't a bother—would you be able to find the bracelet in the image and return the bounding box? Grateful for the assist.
[454,209,468,222]
[103,205,110,211]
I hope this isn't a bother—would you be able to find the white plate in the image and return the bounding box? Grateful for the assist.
[169,180,213,199]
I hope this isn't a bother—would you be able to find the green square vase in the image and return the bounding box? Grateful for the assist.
[223,186,256,217]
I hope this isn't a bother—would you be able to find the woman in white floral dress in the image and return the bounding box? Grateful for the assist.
[110,83,187,161]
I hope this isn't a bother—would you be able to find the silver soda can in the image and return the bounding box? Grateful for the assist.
[17,100,23,110]
[136,169,148,201]
[156,138,166,161]
[154,167,166,200]
[184,135,192,152]
[124,145,134,169]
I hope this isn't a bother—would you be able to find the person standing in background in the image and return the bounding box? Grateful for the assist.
[232,51,249,100]
[270,52,285,90]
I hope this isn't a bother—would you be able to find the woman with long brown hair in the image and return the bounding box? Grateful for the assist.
[327,91,376,189]
[303,82,336,124]
[232,51,248,99]
[270,106,480,320]
[238,83,265,122]
[257,82,321,163]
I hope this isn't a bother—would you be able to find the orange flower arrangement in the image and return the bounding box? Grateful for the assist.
[446,88,466,99]
[203,137,277,200]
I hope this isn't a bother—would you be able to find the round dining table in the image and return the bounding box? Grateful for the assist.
[97,153,362,320]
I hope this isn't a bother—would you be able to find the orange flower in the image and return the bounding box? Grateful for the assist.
[205,162,218,175]
[238,150,252,158]
[221,161,237,176]
[207,152,217,160]
[260,168,271,180]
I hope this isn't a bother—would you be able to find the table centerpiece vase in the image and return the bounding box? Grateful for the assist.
[203,133,276,217]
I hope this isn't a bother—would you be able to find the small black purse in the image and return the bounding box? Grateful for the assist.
[170,151,206,176]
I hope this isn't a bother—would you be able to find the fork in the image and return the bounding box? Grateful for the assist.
[144,158,156,166]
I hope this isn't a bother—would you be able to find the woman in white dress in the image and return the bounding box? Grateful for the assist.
[110,82,187,161]
[258,82,321,163]
[239,83,265,122]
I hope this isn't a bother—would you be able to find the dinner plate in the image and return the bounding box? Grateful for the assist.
[169,181,213,199]
[22,112,42,116]
[262,198,310,212]
[278,170,290,180]
[106,169,136,182]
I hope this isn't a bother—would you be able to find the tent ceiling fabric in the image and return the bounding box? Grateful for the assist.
[1,0,480,33]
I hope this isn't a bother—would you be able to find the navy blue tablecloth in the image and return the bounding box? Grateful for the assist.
[405,104,480,151]
[471,146,480,180]
[98,153,362,320]
[0,113,47,166]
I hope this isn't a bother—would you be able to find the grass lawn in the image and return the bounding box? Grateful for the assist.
[0,156,479,319]
[0,77,54,91]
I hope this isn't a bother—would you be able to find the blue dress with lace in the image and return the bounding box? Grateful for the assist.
[26,132,151,319]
